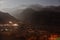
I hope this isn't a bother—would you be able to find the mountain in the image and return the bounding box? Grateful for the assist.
[9,4,43,20]
[0,11,18,24]
[10,9,24,19]
[12,5,60,33]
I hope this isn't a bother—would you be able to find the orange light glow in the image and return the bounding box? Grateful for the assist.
[49,34,58,40]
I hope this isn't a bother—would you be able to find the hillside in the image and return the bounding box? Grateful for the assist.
[0,11,18,24]
[12,6,60,33]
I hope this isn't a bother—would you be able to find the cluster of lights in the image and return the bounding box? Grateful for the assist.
[0,21,19,27]
[0,21,19,32]
[9,21,19,26]
[0,28,12,32]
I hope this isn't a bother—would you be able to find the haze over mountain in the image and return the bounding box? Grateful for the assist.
[10,5,60,32]
[9,5,43,19]
[11,5,60,24]
[0,4,60,32]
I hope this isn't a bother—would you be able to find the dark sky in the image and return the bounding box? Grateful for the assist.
[0,0,60,12]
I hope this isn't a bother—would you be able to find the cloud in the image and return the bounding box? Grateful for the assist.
[0,0,60,12]
[0,1,4,4]
[0,0,5,8]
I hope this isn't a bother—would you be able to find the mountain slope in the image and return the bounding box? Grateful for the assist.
[0,11,18,24]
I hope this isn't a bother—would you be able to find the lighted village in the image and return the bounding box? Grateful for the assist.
[0,0,60,40]
[0,5,60,40]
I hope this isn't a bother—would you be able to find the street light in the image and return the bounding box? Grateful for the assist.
[13,24,19,26]
[9,21,13,24]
